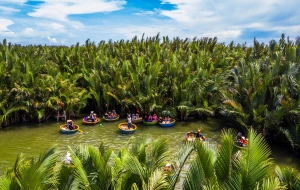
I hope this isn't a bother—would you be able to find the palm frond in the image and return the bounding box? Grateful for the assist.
[255,177,286,190]
[148,169,169,190]
[215,128,236,181]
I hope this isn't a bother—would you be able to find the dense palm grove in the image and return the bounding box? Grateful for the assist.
[1,129,300,189]
[0,33,300,156]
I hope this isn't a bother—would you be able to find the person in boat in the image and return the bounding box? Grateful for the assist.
[136,113,139,119]
[164,163,172,172]
[152,114,158,121]
[144,114,148,121]
[67,120,74,130]
[236,132,247,147]
[236,132,242,142]
[104,112,108,119]
[166,116,171,123]
[108,112,112,119]
[239,136,248,147]
[195,128,203,139]
[64,151,72,164]
[112,110,117,118]
[148,114,153,122]
[89,111,95,122]
[162,116,168,124]
[127,115,132,129]
[158,117,163,123]
[132,114,137,120]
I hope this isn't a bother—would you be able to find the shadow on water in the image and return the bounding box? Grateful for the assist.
[0,117,299,177]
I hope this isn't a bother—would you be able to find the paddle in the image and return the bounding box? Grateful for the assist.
[78,129,83,133]
[76,126,83,133]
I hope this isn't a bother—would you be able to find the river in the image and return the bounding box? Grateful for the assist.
[0,117,299,175]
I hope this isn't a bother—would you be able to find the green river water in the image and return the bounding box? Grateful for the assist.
[1,117,300,176]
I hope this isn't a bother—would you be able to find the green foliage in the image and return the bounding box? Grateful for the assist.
[0,34,300,156]
[0,132,300,189]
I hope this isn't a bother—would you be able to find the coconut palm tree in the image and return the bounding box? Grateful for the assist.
[0,147,60,189]
[182,128,285,190]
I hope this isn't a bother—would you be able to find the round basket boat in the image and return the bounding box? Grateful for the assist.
[118,122,137,134]
[233,141,248,149]
[60,124,81,134]
[103,114,120,122]
[185,131,206,142]
[82,117,101,125]
[159,119,176,127]
[143,120,158,125]
[132,117,143,124]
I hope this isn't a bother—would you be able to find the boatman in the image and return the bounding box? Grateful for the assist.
[127,115,132,129]
[67,120,74,130]
[90,111,95,122]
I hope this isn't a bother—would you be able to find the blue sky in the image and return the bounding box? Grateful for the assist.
[0,0,299,45]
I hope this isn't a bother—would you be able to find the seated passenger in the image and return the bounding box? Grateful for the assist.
[104,113,108,119]
[239,136,248,147]
[195,129,203,139]
[112,110,117,118]
[152,114,158,121]
[236,132,242,142]
[108,112,112,119]
[144,115,148,121]
[166,116,171,122]
[158,117,163,123]
[148,115,153,122]
[132,114,137,120]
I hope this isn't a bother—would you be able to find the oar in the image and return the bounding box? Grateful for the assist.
[77,126,83,133]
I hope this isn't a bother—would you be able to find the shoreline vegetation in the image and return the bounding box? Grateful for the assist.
[0,129,299,189]
[0,33,300,158]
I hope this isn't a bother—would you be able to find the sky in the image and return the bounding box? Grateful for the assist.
[0,0,299,46]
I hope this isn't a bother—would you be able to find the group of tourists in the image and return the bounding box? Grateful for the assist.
[85,111,97,122]
[235,132,248,147]
[144,114,158,122]
[130,113,140,120]
[159,116,171,124]
[104,110,118,119]
[186,128,206,141]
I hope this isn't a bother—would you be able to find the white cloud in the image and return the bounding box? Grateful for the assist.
[1,0,299,45]
[0,6,20,13]
[0,0,27,3]
[47,36,57,43]
[0,18,15,36]
[50,22,65,31]
[202,30,242,41]
[158,0,300,42]
[134,10,157,16]
[23,27,34,36]
[28,0,126,22]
